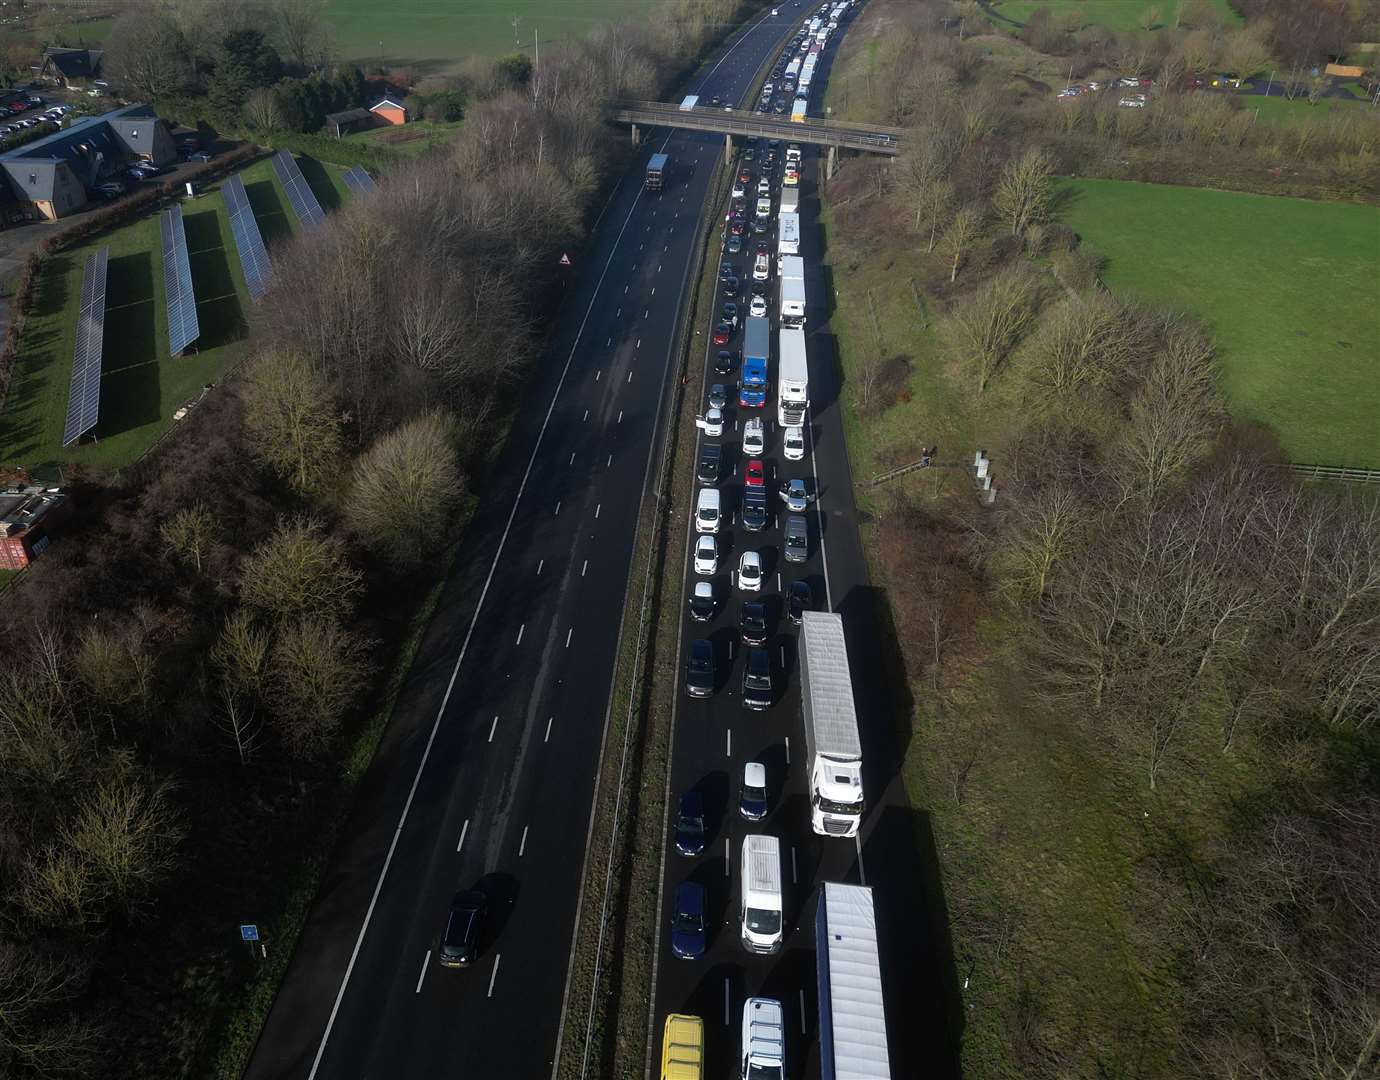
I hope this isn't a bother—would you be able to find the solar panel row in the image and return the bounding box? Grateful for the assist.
[342,165,377,196]
[272,150,326,229]
[161,204,200,356]
[61,247,109,447]
[224,175,271,301]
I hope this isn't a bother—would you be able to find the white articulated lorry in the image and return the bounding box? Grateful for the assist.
[816,883,892,1080]
[799,611,864,837]
[777,326,808,427]
[778,253,805,325]
[780,187,799,215]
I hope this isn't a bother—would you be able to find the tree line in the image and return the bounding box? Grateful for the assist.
[0,1,769,1075]
[823,1,1379,1076]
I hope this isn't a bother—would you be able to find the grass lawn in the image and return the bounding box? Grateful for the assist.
[990,0,1239,31]
[323,0,659,73]
[347,119,464,157]
[1243,92,1379,125]
[0,155,349,479]
[1059,178,1380,468]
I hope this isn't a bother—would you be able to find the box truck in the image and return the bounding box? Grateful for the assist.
[799,611,864,837]
[816,883,891,1080]
[778,254,805,326]
[777,326,808,427]
[777,211,800,258]
[646,152,668,191]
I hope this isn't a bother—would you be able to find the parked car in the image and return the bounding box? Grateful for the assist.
[695,488,721,535]
[787,579,812,624]
[745,459,765,488]
[784,425,805,461]
[712,323,732,346]
[690,580,716,622]
[738,167,753,184]
[675,790,707,856]
[722,275,740,296]
[697,442,722,485]
[670,881,707,960]
[742,647,773,709]
[740,761,769,820]
[715,350,738,375]
[725,234,743,254]
[437,890,487,968]
[741,489,769,532]
[686,639,715,696]
[708,383,729,410]
[696,407,724,438]
[694,534,719,576]
[737,551,763,592]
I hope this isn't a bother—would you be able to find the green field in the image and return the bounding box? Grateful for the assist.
[0,156,349,479]
[1243,92,1379,126]
[990,0,1239,31]
[323,0,659,72]
[347,119,464,156]
[1060,178,1380,468]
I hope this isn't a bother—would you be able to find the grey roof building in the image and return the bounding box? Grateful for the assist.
[39,48,104,87]
[0,104,175,220]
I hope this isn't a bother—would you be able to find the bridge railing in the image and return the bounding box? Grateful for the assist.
[609,101,901,153]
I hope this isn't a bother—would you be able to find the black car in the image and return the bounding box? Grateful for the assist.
[718,261,736,281]
[715,349,739,375]
[741,489,769,532]
[751,216,769,234]
[742,648,773,710]
[686,639,715,698]
[697,442,721,484]
[725,235,743,255]
[689,582,716,622]
[722,275,740,296]
[744,147,756,161]
[670,881,707,960]
[437,889,486,968]
[709,95,722,107]
[740,601,769,647]
[674,790,706,856]
[740,761,769,821]
[788,580,813,625]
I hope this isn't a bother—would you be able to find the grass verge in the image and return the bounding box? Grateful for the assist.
[347,120,464,157]
[987,0,1239,32]
[1058,177,1380,468]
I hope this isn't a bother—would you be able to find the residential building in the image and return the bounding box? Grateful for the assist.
[38,47,104,89]
[369,93,408,126]
[0,488,70,570]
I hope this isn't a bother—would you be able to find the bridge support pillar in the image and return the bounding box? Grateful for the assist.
[826,144,837,181]
[631,123,640,145]
[725,131,733,166]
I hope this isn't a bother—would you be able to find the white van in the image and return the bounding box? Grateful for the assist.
[695,488,721,535]
[740,834,783,953]
[740,998,786,1080]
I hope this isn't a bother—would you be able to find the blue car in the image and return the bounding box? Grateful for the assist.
[671,881,707,960]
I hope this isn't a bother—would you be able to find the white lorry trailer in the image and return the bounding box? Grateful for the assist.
[799,611,864,837]
[777,211,800,258]
[777,326,808,427]
[816,883,891,1080]
[780,187,799,214]
[778,254,805,325]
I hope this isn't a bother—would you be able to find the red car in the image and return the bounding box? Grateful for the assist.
[712,322,732,345]
[728,220,747,237]
[744,460,765,488]
[737,168,752,183]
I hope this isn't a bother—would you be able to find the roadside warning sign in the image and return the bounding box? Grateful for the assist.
[559,253,572,266]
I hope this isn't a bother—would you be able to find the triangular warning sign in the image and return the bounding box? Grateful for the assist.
[559,253,572,266]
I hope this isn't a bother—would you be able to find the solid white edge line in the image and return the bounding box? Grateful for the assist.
[307,138,666,1080]
[414,951,429,994]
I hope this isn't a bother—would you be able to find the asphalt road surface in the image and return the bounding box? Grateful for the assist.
[650,6,960,1079]
[243,7,831,1080]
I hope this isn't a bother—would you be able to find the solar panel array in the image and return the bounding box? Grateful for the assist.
[342,165,377,196]
[61,247,109,448]
[160,204,200,356]
[272,149,325,230]
[223,174,271,301]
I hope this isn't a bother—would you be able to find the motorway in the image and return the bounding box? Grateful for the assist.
[650,4,957,1079]
[242,7,824,1080]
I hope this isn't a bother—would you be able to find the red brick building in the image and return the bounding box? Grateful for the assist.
[0,489,70,569]
[369,93,408,126]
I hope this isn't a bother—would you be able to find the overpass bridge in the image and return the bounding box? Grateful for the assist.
[609,100,902,175]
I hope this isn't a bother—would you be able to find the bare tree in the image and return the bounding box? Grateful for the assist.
[1221,27,1275,83]
[241,347,342,496]
[993,146,1056,237]
[941,203,985,283]
[267,618,368,756]
[270,0,331,72]
[160,503,216,574]
[14,846,103,932]
[0,668,83,788]
[103,8,192,100]
[945,265,1040,393]
[344,410,465,566]
[243,86,288,133]
[72,622,157,735]
[0,941,103,1077]
[993,483,1089,602]
[239,516,362,624]
[62,756,185,916]
[209,608,272,764]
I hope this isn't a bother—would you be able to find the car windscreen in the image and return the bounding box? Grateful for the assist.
[745,907,781,934]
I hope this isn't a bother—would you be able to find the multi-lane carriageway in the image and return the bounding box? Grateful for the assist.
[246,4,950,1080]
[242,7,873,1080]
[648,10,947,1080]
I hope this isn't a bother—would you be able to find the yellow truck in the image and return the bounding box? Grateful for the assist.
[660,1013,704,1080]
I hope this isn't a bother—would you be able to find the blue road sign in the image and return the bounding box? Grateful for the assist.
[240,924,260,942]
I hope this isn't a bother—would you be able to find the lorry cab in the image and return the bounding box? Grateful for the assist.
[661,1013,704,1080]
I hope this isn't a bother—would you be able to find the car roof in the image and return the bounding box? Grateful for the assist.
[451,889,485,909]
[691,638,713,656]
[675,880,705,908]
[744,761,767,786]
[694,581,713,598]
[679,789,703,814]
[742,551,761,564]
